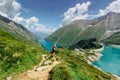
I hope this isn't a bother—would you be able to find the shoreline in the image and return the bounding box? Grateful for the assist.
[86,43,104,63]
[93,43,104,52]
[109,44,120,48]
[93,65,120,80]
[91,44,120,80]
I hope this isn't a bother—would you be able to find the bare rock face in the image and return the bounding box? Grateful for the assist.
[47,12,120,46]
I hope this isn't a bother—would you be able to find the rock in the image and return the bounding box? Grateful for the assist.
[44,60,52,65]
[36,65,50,71]
[88,56,94,62]
[75,48,80,55]
[3,76,12,80]
[86,60,92,65]
[88,52,102,62]
[75,48,84,55]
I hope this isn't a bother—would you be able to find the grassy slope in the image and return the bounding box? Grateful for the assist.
[47,25,107,47]
[47,26,83,47]
[78,26,106,41]
[0,29,49,79]
[50,49,116,80]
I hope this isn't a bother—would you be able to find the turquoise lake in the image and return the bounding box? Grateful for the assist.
[40,40,120,77]
[39,39,61,51]
[93,45,120,77]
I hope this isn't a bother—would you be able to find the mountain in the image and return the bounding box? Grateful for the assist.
[0,15,36,42]
[47,12,120,46]
[102,32,120,45]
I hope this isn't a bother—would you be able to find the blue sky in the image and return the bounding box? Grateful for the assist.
[17,0,113,28]
[0,0,120,34]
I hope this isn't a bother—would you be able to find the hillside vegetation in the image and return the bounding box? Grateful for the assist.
[69,38,102,50]
[0,29,48,79]
[50,49,116,80]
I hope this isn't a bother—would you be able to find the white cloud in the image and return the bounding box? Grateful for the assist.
[26,16,39,24]
[98,0,120,16]
[12,0,21,11]
[62,1,91,25]
[0,11,8,17]
[12,15,54,34]
[0,0,54,34]
[0,0,21,18]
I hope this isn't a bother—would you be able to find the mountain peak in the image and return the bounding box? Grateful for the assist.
[104,12,120,19]
[107,12,120,15]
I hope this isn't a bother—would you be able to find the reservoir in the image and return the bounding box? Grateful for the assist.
[93,45,120,77]
[39,39,60,51]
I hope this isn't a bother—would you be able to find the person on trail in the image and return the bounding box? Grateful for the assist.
[51,43,56,53]
[51,43,57,60]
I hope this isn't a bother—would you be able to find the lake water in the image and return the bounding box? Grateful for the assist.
[39,39,61,51]
[93,45,120,77]
[39,40,120,77]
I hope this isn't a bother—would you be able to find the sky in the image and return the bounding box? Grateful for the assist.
[0,0,120,35]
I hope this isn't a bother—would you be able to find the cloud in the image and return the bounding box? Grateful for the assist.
[62,1,91,25]
[0,0,54,34]
[98,0,120,16]
[12,15,55,34]
[0,0,21,17]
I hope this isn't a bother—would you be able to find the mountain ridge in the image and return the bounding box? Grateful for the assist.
[0,15,36,42]
[47,12,120,46]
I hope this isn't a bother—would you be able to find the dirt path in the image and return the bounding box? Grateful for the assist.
[13,55,60,80]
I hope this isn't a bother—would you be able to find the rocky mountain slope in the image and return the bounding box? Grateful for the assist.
[0,15,36,42]
[103,32,120,45]
[47,12,120,46]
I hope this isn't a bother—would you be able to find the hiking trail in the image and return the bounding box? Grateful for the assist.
[13,55,60,80]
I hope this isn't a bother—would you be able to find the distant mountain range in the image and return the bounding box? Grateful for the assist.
[47,12,120,46]
[0,15,36,42]
[33,32,50,39]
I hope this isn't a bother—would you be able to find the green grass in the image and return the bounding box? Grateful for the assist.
[0,29,49,79]
[50,49,117,80]
[47,24,107,47]
[47,25,84,46]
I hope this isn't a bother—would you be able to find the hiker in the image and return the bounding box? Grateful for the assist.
[51,43,56,53]
[51,43,57,60]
